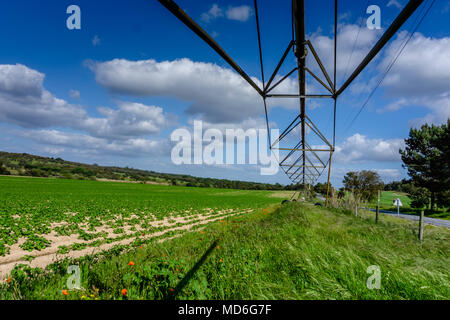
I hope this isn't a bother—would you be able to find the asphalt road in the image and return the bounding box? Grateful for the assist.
[366,208,450,229]
[314,195,449,229]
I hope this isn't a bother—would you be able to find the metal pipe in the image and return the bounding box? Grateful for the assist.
[266,94,333,98]
[265,41,294,92]
[293,0,306,185]
[158,0,264,96]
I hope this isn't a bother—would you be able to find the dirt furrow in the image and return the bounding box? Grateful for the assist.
[0,209,252,279]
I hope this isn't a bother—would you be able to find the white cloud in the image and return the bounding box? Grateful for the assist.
[69,89,80,99]
[309,23,382,82]
[310,25,450,126]
[88,58,264,123]
[88,57,322,125]
[84,102,168,140]
[0,64,170,139]
[225,6,253,22]
[373,168,402,180]
[201,4,252,23]
[92,35,101,46]
[379,32,450,125]
[201,4,223,22]
[334,133,404,164]
[381,32,450,97]
[0,64,86,128]
[21,129,170,157]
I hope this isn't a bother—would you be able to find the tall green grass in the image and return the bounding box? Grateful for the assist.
[1,203,448,300]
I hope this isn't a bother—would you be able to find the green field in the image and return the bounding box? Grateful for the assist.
[370,191,412,209]
[369,191,449,220]
[1,201,449,300]
[1,176,449,300]
[0,176,287,264]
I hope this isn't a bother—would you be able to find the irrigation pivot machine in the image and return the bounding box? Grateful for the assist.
[158,0,427,203]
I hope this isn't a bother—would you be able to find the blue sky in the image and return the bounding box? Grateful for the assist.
[0,0,449,187]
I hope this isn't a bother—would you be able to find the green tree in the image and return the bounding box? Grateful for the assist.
[314,182,330,196]
[408,185,430,209]
[400,121,449,211]
[343,170,383,202]
[0,162,10,175]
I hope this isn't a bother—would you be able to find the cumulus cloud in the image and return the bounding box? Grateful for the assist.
[69,89,80,99]
[309,23,382,82]
[310,25,450,126]
[0,64,87,128]
[201,4,252,23]
[381,32,450,97]
[88,58,264,123]
[0,64,170,139]
[88,57,319,125]
[333,133,404,164]
[225,6,253,22]
[201,4,223,22]
[20,129,170,157]
[84,102,167,140]
[379,32,450,125]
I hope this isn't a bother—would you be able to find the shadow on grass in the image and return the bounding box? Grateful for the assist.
[168,239,218,300]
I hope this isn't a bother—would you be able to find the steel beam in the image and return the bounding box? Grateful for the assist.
[273,148,332,152]
[158,0,263,96]
[293,0,307,185]
[266,67,298,94]
[265,41,294,93]
[306,40,335,91]
[266,94,333,98]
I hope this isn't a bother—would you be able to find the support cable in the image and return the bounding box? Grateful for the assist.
[338,0,429,143]
[254,0,271,147]
[341,0,370,85]
[342,0,435,135]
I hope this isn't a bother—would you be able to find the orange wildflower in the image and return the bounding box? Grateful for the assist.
[128,261,135,266]
[170,288,174,292]
[6,277,11,283]
[219,258,223,263]
[121,289,128,296]
[139,246,143,249]
[62,290,68,296]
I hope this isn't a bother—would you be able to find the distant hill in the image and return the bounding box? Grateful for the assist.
[0,151,291,191]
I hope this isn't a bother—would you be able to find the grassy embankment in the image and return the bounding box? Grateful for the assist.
[1,201,448,300]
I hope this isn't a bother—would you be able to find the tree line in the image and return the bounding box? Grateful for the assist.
[0,151,286,191]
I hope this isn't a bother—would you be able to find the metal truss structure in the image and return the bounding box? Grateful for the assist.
[158,0,425,201]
